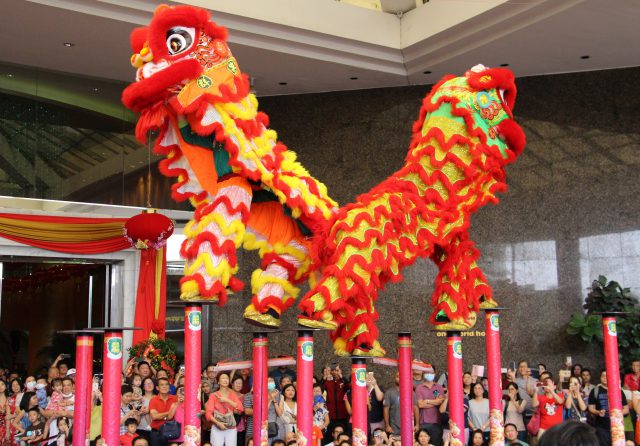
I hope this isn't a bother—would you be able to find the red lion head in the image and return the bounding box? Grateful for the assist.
[122,5,247,116]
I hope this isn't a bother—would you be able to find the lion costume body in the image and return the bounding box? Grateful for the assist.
[122,5,526,357]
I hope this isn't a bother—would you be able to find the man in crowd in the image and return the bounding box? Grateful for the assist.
[588,369,629,446]
[383,371,404,436]
[323,364,349,435]
[149,378,178,446]
[582,368,596,399]
[415,367,445,446]
[270,361,296,391]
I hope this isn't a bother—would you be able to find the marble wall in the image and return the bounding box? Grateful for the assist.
[203,66,640,382]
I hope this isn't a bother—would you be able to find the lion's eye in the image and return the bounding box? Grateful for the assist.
[166,27,195,55]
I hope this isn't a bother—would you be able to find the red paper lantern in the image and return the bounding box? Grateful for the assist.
[124,210,174,250]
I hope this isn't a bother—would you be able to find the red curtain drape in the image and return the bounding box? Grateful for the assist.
[0,212,130,254]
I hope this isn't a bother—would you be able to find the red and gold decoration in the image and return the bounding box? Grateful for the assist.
[122,4,527,357]
[125,210,174,343]
[0,212,129,253]
[128,337,178,377]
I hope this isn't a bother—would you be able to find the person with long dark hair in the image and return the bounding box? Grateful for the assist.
[467,384,489,441]
[503,382,526,441]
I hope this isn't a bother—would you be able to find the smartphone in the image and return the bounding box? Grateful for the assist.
[180,365,185,372]
[60,354,71,359]
[92,382,99,392]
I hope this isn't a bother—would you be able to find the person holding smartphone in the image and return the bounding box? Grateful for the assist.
[531,377,564,438]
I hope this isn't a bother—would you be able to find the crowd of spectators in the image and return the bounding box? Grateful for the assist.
[3,355,639,446]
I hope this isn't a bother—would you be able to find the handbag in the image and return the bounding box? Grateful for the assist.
[159,420,181,440]
[214,410,237,429]
[268,399,279,438]
[527,407,540,436]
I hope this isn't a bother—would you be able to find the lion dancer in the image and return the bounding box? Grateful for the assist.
[299,66,525,356]
[242,201,313,326]
[122,4,336,321]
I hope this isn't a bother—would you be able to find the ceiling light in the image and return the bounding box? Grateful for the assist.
[92,87,99,92]
[350,77,359,80]
[580,55,590,59]
[423,70,432,74]
[279,82,287,85]
[6,74,14,78]
[500,63,509,67]
[63,42,75,47]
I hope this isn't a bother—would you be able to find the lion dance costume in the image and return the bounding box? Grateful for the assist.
[122,5,526,357]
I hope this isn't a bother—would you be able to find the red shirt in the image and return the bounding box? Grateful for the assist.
[120,433,138,446]
[538,394,564,430]
[623,373,639,391]
[322,379,349,420]
[149,394,178,430]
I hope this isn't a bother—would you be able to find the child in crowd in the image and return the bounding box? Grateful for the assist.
[23,407,46,444]
[120,418,139,446]
[35,377,48,409]
[47,378,64,411]
[130,374,143,408]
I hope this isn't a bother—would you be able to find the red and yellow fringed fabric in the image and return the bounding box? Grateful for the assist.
[122,3,527,357]
[297,65,526,356]
[122,5,336,328]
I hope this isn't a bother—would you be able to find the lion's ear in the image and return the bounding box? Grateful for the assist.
[130,27,149,53]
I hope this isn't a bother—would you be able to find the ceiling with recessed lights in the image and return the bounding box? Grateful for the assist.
[0,0,638,98]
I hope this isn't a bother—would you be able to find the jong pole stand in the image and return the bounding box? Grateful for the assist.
[58,329,103,446]
[481,308,510,446]
[168,300,218,446]
[596,311,629,446]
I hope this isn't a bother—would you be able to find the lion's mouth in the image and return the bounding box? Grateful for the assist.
[122,57,202,113]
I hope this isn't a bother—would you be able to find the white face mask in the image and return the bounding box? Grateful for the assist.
[423,373,435,382]
[35,383,46,390]
[25,382,36,391]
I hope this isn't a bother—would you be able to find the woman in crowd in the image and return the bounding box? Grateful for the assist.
[205,372,243,446]
[279,384,297,434]
[503,382,526,441]
[136,376,155,439]
[7,379,22,446]
[531,377,564,438]
[564,376,587,422]
[462,373,473,399]
[414,428,435,446]
[469,429,486,446]
[467,383,489,441]
[0,380,10,444]
[231,376,246,446]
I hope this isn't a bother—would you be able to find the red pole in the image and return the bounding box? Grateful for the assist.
[398,333,413,446]
[296,330,314,445]
[72,335,93,446]
[447,332,465,446]
[351,358,368,446]
[85,341,93,440]
[253,333,268,446]
[185,306,203,446]
[602,316,625,446]
[101,331,123,446]
[485,311,504,446]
